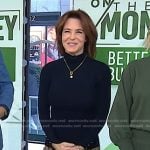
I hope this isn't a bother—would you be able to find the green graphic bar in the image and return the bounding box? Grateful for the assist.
[0,47,16,81]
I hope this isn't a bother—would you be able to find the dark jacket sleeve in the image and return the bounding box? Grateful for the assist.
[38,64,59,143]
[0,51,14,120]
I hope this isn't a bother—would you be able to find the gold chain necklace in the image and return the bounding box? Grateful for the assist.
[63,55,87,78]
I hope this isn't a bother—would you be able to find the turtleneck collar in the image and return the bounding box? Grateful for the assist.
[64,52,86,62]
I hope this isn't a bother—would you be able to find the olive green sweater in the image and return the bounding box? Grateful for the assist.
[108,56,150,150]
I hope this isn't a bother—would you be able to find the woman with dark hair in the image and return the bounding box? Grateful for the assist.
[38,9,111,150]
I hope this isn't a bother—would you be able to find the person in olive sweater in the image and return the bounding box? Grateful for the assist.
[38,9,111,150]
[108,28,150,150]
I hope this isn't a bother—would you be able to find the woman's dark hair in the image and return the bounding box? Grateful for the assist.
[55,9,98,58]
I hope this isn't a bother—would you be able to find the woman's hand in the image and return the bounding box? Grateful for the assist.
[52,142,84,150]
[0,106,7,119]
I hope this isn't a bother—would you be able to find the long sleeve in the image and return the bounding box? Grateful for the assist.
[94,65,111,133]
[0,51,14,120]
[38,65,59,143]
[108,64,135,150]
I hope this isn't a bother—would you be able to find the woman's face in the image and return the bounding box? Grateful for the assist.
[62,18,86,55]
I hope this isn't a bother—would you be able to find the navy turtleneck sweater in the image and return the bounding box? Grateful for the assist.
[38,53,111,148]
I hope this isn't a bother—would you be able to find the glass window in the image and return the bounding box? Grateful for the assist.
[31,0,61,12]
[28,18,60,144]
[28,0,72,144]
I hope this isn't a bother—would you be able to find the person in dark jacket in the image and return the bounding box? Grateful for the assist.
[38,9,111,150]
